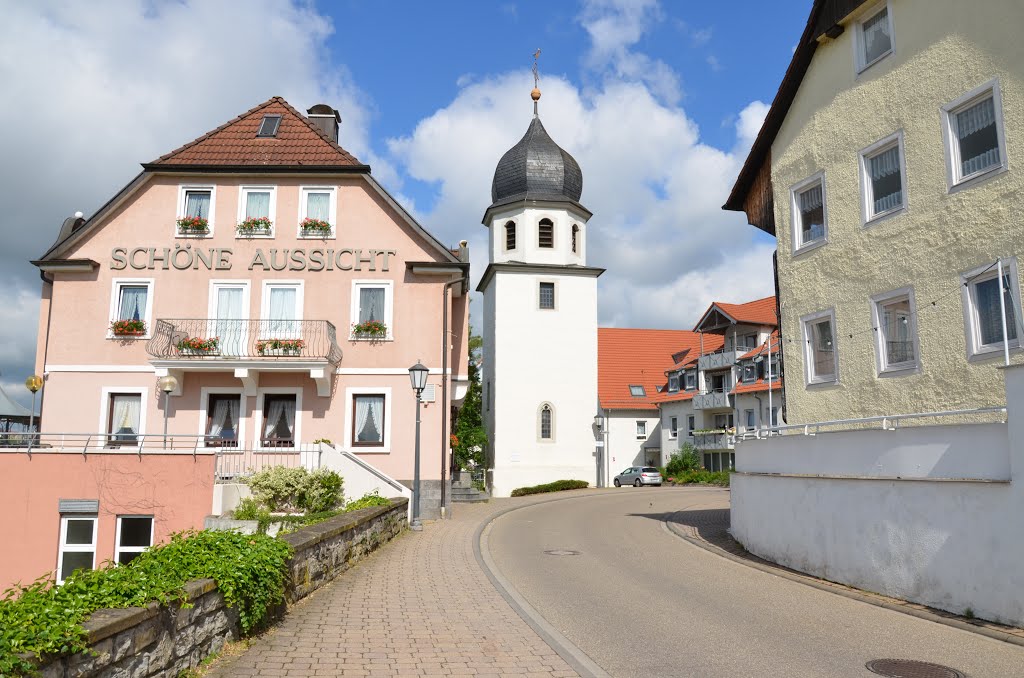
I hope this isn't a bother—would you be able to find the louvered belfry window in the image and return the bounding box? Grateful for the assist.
[538,219,554,248]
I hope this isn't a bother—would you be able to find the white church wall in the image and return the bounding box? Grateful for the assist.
[488,204,590,267]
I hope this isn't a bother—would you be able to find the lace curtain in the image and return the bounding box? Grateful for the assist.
[118,286,147,321]
[184,190,210,219]
[355,396,384,443]
[359,288,385,324]
[263,397,296,441]
[208,398,240,439]
[306,192,330,221]
[245,191,271,219]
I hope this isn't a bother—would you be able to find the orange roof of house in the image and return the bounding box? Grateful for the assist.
[739,330,781,360]
[148,96,364,168]
[733,377,784,395]
[598,328,721,410]
[698,295,778,329]
[650,389,696,404]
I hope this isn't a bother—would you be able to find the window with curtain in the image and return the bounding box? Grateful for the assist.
[352,394,385,446]
[538,219,554,248]
[808,317,836,381]
[266,285,299,337]
[974,274,1018,347]
[797,182,825,246]
[956,96,1000,179]
[685,372,695,390]
[244,190,271,219]
[687,415,695,435]
[359,287,386,324]
[860,6,892,67]
[636,420,647,438]
[206,394,241,446]
[262,394,296,447]
[866,142,904,217]
[107,393,141,446]
[878,296,915,368]
[117,285,148,321]
[304,190,331,222]
[184,189,211,219]
[505,221,516,250]
[668,375,679,392]
[539,282,555,309]
[214,285,246,355]
[540,405,552,439]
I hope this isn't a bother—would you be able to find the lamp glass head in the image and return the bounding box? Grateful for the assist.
[408,361,429,393]
[158,375,179,393]
[25,375,43,393]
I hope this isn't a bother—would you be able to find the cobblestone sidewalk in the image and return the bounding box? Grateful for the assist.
[206,496,586,678]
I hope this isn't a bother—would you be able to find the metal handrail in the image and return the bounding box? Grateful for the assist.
[737,406,1007,440]
[146,318,343,364]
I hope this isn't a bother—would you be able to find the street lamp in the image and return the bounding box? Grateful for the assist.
[25,375,42,440]
[157,375,179,449]
[593,413,606,488]
[408,361,429,531]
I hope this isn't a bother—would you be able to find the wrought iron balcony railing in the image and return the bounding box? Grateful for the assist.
[146,319,343,364]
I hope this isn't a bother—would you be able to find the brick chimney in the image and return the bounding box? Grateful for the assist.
[306,104,341,143]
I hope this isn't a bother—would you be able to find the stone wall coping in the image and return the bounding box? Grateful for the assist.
[280,498,408,552]
[80,577,219,645]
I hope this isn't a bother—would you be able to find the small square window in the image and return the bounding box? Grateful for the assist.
[635,420,647,439]
[860,133,906,222]
[855,4,894,73]
[872,289,919,374]
[791,174,827,252]
[629,385,646,397]
[943,81,1007,189]
[961,259,1021,359]
[257,115,282,137]
[684,372,696,390]
[539,282,555,309]
[58,515,97,583]
[115,516,153,565]
[802,310,837,384]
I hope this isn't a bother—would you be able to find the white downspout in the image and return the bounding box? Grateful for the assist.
[998,258,1011,367]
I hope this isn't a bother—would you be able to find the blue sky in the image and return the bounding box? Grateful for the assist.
[0,0,811,404]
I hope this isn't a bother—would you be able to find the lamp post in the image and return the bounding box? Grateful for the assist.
[593,413,605,487]
[408,360,429,531]
[157,375,179,449]
[25,375,43,440]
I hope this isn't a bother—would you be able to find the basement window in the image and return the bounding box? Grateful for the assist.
[257,115,282,138]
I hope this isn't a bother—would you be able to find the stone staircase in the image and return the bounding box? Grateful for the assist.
[451,472,489,503]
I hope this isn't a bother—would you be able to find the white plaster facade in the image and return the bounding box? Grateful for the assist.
[604,410,661,480]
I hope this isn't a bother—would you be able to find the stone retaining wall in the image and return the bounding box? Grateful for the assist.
[33,498,408,677]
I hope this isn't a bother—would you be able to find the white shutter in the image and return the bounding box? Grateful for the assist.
[421,384,436,403]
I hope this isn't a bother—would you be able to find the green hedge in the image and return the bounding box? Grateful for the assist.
[0,530,291,676]
[511,479,589,497]
[667,470,732,487]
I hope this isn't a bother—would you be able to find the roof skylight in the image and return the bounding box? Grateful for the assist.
[257,115,282,138]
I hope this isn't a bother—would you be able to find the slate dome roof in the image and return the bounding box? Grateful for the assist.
[489,116,583,209]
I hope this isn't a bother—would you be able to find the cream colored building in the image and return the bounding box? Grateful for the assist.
[726,0,1024,423]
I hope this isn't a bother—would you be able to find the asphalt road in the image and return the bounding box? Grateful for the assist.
[485,487,1024,678]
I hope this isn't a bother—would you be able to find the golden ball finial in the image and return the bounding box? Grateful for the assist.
[531,87,541,101]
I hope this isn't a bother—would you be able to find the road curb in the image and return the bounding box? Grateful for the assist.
[661,513,1024,650]
[473,492,616,678]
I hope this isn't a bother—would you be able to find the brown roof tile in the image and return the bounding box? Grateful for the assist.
[148,97,364,168]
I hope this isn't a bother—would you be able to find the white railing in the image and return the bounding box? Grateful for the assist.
[737,406,1007,441]
[214,444,322,480]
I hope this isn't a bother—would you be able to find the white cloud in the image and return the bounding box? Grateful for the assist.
[735,100,771,149]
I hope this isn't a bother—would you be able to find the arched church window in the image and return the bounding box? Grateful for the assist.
[571,224,579,253]
[539,403,554,440]
[505,221,516,250]
[538,219,554,248]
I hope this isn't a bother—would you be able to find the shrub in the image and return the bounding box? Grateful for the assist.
[0,530,290,676]
[343,491,392,512]
[669,469,731,487]
[232,496,270,522]
[510,479,589,497]
[665,443,701,477]
[304,468,344,513]
[244,466,343,514]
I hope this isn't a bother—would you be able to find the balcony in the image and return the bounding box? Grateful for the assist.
[698,348,738,371]
[146,319,343,396]
[693,389,732,410]
[692,431,733,450]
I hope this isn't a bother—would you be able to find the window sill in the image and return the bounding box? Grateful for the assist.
[792,238,827,257]
[297,233,336,240]
[878,363,920,378]
[349,447,390,454]
[107,334,151,341]
[863,205,906,229]
[856,50,893,77]
[176,232,213,239]
[949,164,1008,196]
[236,231,274,239]
[968,344,1022,363]
[805,378,839,389]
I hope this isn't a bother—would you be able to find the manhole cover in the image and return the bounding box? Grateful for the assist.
[544,549,581,556]
[865,659,965,678]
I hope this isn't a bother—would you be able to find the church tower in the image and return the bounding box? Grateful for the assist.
[477,78,604,497]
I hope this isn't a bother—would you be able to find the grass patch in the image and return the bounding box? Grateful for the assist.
[511,479,589,497]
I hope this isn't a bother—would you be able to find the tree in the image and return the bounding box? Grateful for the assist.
[453,333,487,470]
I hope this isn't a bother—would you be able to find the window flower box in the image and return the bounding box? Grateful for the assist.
[300,218,332,235]
[351,320,387,339]
[176,337,220,355]
[110,319,146,336]
[176,216,210,235]
[256,338,305,356]
[237,216,273,235]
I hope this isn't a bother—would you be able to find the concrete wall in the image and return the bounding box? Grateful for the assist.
[606,410,661,473]
[771,0,1024,423]
[732,364,1024,626]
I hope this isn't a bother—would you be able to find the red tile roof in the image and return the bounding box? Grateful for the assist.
[598,328,721,410]
[706,295,778,327]
[148,97,364,168]
[733,377,784,395]
[739,330,781,360]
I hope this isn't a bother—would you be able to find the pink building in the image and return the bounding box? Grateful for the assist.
[7,97,469,588]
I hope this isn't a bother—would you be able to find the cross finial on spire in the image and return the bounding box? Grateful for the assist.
[531,49,542,115]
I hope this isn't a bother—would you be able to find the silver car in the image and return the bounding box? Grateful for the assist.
[614,466,663,487]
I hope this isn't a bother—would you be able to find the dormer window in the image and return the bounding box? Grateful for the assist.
[742,364,757,383]
[257,115,282,138]
[668,375,679,392]
[538,219,554,248]
[629,385,646,397]
[505,221,516,250]
[684,372,696,390]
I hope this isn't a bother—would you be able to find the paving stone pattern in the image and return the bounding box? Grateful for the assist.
[207,497,582,678]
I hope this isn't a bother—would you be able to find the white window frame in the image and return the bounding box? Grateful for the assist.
[686,415,695,437]
[260,280,304,339]
[789,172,828,255]
[537,402,556,443]
[57,515,97,584]
[538,280,557,310]
[961,258,1022,361]
[744,409,756,431]
[669,416,678,439]
[297,186,338,239]
[97,387,148,449]
[198,387,247,449]
[871,286,921,376]
[853,1,895,74]
[941,79,1009,192]
[636,420,647,440]
[107,278,154,340]
[859,130,907,225]
[684,372,696,390]
[668,375,680,392]
[350,280,394,340]
[114,515,154,565]
[801,308,839,386]
[237,185,277,238]
[254,387,303,450]
[176,184,216,238]
[343,386,392,453]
